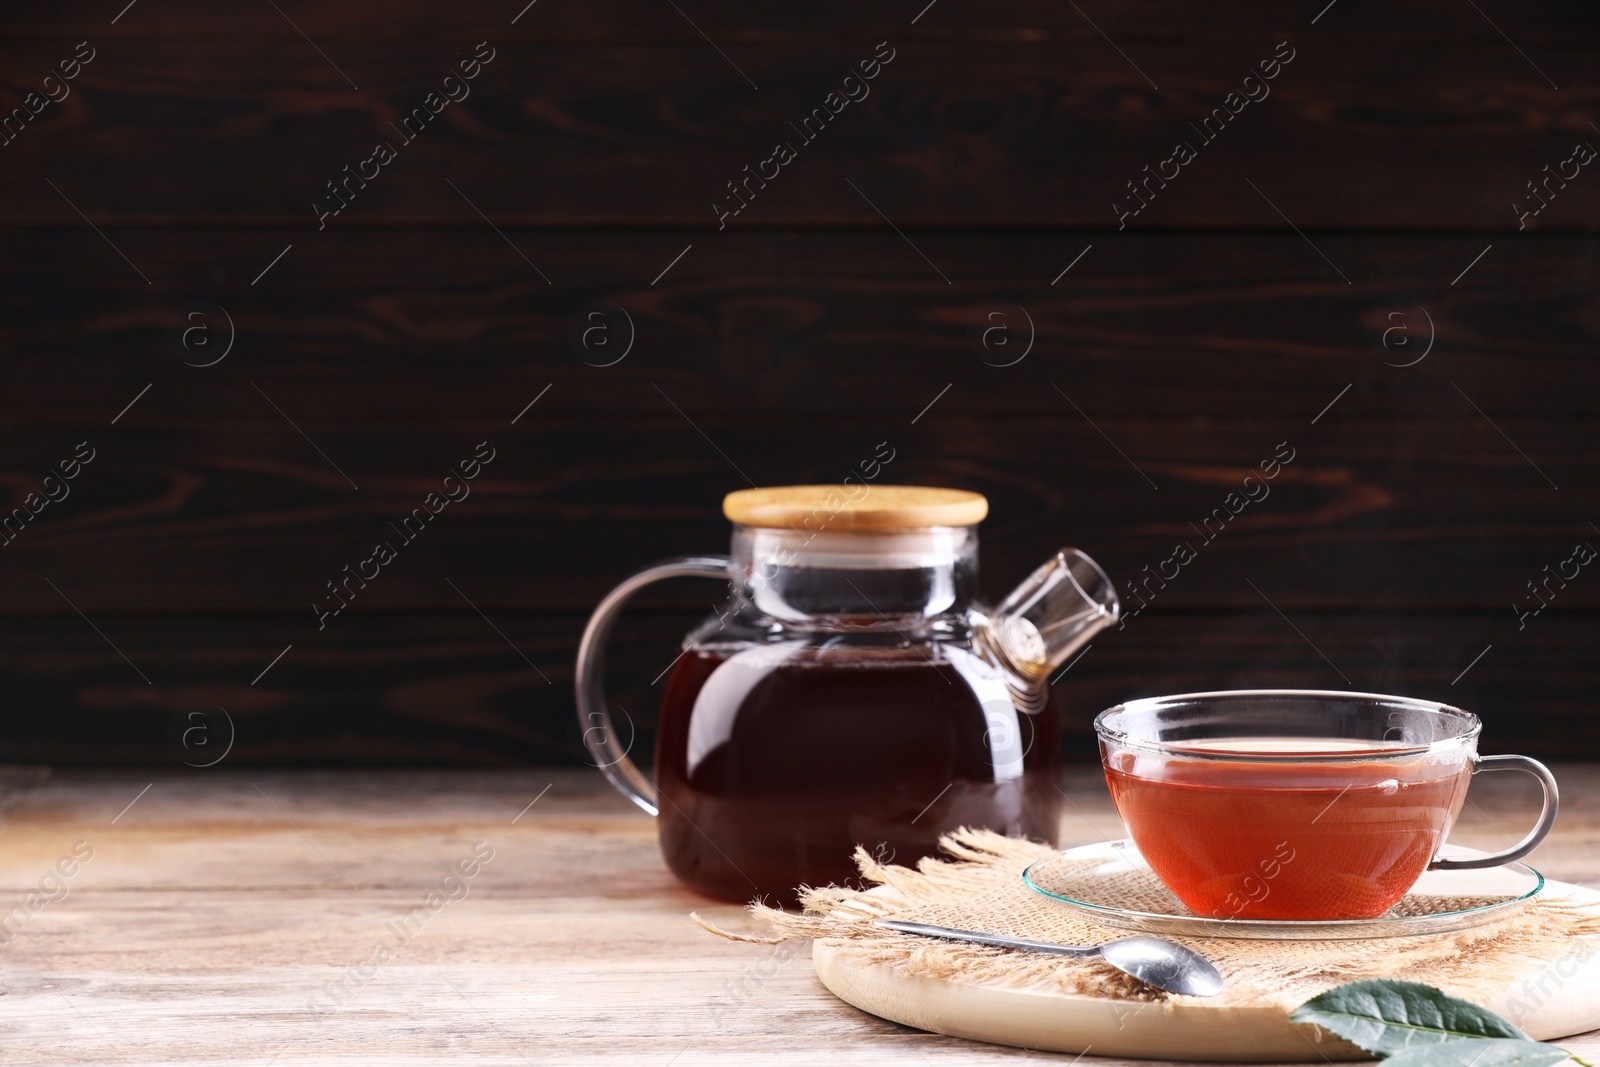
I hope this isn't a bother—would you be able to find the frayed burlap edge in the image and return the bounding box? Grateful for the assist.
[694,828,1600,1009]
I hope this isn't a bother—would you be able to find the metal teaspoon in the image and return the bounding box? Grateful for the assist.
[873,919,1225,997]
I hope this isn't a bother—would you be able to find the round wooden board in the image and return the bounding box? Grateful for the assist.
[813,880,1600,1062]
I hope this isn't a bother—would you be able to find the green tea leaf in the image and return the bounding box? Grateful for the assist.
[1380,1038,1572,1067]
[1289,979,1529,1055]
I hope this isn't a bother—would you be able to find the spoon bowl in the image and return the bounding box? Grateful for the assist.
[1098,935,1225,997]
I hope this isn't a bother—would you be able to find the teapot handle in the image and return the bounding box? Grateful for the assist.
[574,555,733,816]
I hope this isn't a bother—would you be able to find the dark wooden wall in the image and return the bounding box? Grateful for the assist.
[2,1,1596,766]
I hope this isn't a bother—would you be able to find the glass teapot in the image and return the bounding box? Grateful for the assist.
[575,485,1119,903]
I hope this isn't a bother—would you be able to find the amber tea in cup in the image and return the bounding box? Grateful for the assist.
[1095,691,1558,921]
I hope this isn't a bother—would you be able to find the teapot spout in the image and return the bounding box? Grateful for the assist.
[975,549,1119,705]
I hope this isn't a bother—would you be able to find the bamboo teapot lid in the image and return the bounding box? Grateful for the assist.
[722,485,988,530]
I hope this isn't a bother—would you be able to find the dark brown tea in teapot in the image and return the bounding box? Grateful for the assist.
[573,485,1117,908]
[655,645,1061,904]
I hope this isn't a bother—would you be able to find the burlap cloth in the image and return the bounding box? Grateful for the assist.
[695,829,1600,1010]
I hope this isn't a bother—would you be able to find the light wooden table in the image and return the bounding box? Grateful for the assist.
[1,765,1596,1065]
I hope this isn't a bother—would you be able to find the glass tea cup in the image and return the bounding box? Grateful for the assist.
[1094,690,1559,921]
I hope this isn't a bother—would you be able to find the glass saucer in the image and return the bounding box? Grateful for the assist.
[1021,840,1544,940]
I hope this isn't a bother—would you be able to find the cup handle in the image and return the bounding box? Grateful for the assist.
[573,555,732,817]
[1429,754,1560,870]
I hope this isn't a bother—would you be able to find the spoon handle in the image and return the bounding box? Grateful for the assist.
[872,919,1096,957]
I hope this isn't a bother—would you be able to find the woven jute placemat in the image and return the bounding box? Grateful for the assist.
[696,829,1600,1011]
